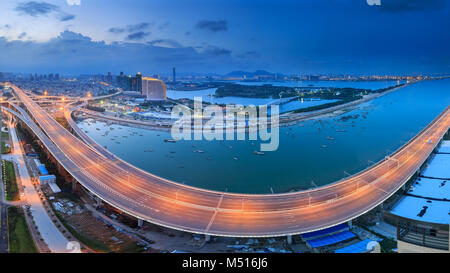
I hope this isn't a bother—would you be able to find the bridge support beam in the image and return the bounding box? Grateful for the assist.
[72,179,77,192]
[287,235,293,245]
[94,197,102,208]
[348,220,353,229]
[138,219,144,228]
[205,235,211,242]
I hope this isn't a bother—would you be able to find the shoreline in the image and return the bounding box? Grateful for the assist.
[75,81,414,133]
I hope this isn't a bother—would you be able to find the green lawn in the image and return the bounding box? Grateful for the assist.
[1,141,10,154]
[7,206,38,253]
[2,160,19,201]
[1,131,10,154]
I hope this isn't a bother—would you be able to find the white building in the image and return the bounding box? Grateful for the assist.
[142,77,166,101]
[39,175,57,185]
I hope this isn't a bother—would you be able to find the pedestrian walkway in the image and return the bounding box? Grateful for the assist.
[7,121,70,253]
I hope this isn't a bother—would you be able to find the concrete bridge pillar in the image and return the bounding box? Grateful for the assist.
[348,220,353,229]
[205,235,211,242]
[287,235,293,245]
[72,179,77,192]
[94,197,102,208]
[138,219,144,228]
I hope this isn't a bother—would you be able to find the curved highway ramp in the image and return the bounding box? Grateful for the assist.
[5,84,450,238]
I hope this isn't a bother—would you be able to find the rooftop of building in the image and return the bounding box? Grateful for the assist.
[389,141,450,225]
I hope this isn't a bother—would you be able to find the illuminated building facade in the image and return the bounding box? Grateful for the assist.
[142,77,166,101]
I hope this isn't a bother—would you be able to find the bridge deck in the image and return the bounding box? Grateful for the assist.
[6,84,450,237]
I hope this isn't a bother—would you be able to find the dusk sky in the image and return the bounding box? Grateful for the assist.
[0,0,449,75]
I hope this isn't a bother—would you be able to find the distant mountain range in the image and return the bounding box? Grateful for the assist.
[223,70,285,79]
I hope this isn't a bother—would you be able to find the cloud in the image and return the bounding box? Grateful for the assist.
[15,1,76,22]
[195,20,228,32]
[148,39,182,48]
[66,0,81,5]
[126,31,151,41]
[366,0,381,6]
[108,27,125,34]
[18,32,27,39]
[201,45,232,56]
[0,31,239,74]
[109,22,152,34]
[15,1,59,17]
[128,22,151,32]
[59,14,75,21]
[158,22,170,31]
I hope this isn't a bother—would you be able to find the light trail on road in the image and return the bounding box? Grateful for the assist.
[6,84,450,237]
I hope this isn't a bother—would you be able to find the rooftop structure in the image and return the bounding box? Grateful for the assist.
[386,140,450,253]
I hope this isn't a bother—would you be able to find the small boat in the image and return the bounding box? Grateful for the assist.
[321,145,328,149]
[233,157,238,161]
[253,151,265,156]
[164,139,176,143]
[194,150,205,154]
[326,136,335,141]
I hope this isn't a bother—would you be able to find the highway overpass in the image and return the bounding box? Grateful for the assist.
[4,84,450,238]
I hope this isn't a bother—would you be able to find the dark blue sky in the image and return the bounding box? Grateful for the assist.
[0,0,449,75]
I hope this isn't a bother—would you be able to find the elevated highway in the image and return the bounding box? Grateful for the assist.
[5,84,450,237]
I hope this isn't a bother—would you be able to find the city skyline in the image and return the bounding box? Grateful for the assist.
[0,0,449,75]
[1,1,450,256]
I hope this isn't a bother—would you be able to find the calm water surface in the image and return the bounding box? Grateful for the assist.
[78,79,450,193]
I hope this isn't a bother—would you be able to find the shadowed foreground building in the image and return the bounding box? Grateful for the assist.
[385,139,450,253]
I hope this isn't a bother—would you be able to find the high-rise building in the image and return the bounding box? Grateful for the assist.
[116,72,144,92]
[106,72,112,83]
[142,77,166,101]
[136,72,143,92]
[173,67,176,83]
[127,75,133,90]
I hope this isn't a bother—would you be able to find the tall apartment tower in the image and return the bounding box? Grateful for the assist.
[136,72,143,92]
[173,67,176,83]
